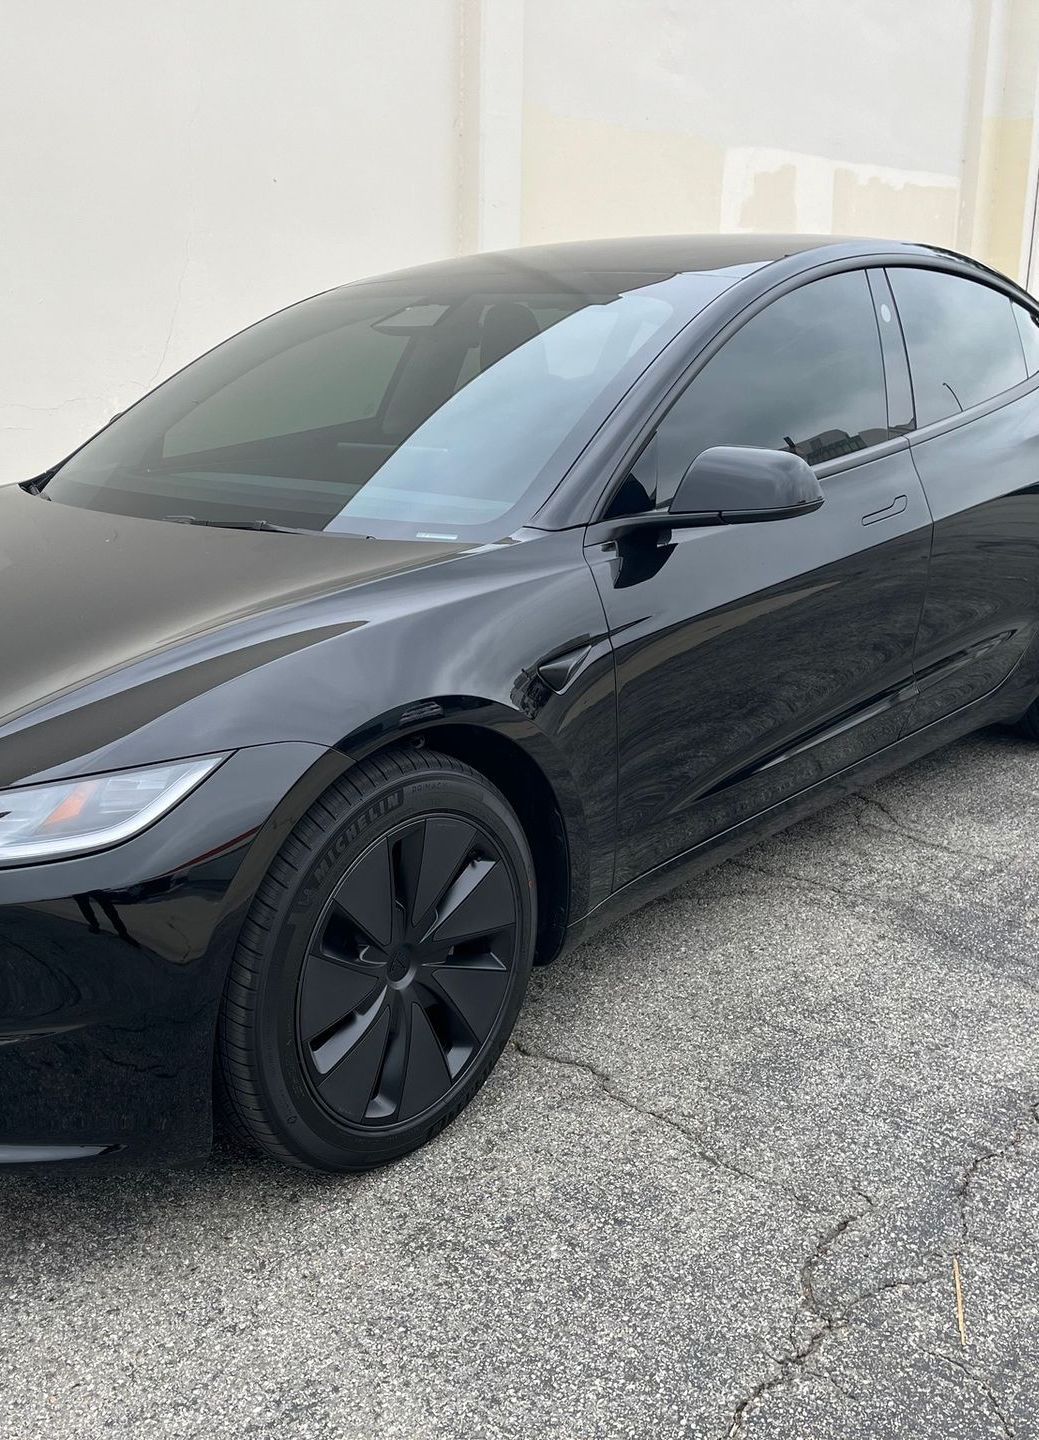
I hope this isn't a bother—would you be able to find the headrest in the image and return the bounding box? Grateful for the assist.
[479,302,541,372]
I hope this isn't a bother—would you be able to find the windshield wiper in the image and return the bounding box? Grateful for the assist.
[163,514,306,534]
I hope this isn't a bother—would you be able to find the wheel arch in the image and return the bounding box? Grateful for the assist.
[404,724,571,965]
[338,701,590,966]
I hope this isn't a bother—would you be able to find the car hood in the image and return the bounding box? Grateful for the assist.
[0,485,470,732]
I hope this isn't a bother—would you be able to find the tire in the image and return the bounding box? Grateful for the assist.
[217,746,536,1172]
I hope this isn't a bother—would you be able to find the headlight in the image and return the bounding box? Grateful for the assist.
[0,755,227,865]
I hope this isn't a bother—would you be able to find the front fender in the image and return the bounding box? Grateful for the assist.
[0,530,617,911]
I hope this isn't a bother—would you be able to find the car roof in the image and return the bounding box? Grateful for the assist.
[349,233,933,291]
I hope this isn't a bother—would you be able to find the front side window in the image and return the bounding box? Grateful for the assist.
[650,270,892,506]
[42,278,696,540]
[887,268,1028,427]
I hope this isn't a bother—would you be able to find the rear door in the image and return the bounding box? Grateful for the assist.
[886,266,1039,729]
[587,268,933,889]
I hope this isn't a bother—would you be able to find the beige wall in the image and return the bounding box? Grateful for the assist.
[521,0,973,245]
[2,0,1038,483]
[0,0,461,482]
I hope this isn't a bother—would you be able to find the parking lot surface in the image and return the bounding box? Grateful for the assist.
[1,730,1037,1440]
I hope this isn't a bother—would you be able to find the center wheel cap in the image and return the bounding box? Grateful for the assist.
[386,949,412,984]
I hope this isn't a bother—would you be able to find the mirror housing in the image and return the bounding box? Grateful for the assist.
[670,445,824,524]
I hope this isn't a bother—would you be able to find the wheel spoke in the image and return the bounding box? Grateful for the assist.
[424,857,516,947]
[317,909,388,971]
[315,997,391,1120]
[436,946,509,971]
[395,817,477,935]
[299,953,383,1046]
[428,958,510,1042]
[363,992,411,1121]
[330,836,395,950]
[414,978,479,1078]
[399,1001,453,1121]
[310,985,387,1075]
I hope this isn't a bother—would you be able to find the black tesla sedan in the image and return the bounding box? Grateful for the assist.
[4,233,1039,1172]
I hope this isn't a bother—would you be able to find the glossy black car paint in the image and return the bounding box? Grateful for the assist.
[3,234,1039,1166]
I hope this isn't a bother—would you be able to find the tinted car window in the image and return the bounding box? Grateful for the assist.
[164,320,408,456]
[888,268,1027,426]
[653,270,891,505]
[43,277,699,541]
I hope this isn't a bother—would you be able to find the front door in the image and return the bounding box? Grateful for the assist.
[588,269,932,890]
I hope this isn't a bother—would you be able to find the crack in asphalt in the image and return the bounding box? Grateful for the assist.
[722,1264,951,1437]
[728,857,874,908]
[722,1191,887,1438]
[954,1100,1039,1248]
[929,1349,1016,1439]
[721,860,919,953]
[853,793,983,864]
[512,1040,1039,1436]
[718,1095,1039,1436]
[510,1039,827,1214]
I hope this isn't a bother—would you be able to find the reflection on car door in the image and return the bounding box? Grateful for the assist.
[886,266,1039,730]
[588,269,932,890]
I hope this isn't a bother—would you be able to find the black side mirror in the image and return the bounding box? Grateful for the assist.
[598,445,824,540]
[670,445,824,524]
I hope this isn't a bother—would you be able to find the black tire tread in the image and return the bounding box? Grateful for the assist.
[216,745,508,1169]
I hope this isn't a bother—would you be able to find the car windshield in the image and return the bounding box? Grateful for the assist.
[41,274,692,541]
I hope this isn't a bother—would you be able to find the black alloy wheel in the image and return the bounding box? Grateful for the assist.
[218,747,536,1171]
[297,812,520,1128]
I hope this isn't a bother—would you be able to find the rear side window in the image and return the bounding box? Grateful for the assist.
[652,270,891,505]
[887,268,1027,427]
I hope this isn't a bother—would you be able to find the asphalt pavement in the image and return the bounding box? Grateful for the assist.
[1,729,1037,1439]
